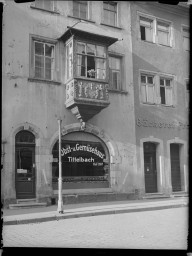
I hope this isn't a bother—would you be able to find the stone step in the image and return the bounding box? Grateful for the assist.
[9,202,47,209]
[17,198,37,204]
[142,194,170,200]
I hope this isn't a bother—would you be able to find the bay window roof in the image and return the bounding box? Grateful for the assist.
[58,26,118,46]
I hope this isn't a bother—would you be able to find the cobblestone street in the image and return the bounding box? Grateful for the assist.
[3,207,188,249]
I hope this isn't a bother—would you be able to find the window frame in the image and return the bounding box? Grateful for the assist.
[159,76,174,106]
[140,73,156,104]
[74,40,108,82]
[29,35,58,82]
[138,12,172,47]
[72,1,89,20]
[102,1,118,27]
[32,0,56,12]
[108,54,123,91]
[182,26,190,51]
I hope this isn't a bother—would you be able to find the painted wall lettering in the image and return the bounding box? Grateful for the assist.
[136,118,189,129]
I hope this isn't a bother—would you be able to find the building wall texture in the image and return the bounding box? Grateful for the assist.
[1,1,189,206]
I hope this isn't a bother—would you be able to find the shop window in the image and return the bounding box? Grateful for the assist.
[140,16,154,43]
[34,0,55,12]
[140,74,155,104]
[182,27,189,51]
[103,1,117,27]
[30,37,57,81]
[74,42,106,80]
[109,55,122,90]
[73,1,88,20]
[52,134,109,184]
[160,77,173,106]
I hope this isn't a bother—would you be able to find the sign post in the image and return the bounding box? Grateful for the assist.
[57,119,64,214]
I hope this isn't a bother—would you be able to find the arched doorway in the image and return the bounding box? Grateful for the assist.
[52,131,110,189]
[15,131,36,199]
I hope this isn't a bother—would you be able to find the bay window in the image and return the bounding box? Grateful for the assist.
[76,42,106,80]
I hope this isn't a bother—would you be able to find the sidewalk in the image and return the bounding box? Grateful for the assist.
[2,197,188,226]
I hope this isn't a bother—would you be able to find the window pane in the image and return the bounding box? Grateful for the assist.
[45,44,54,57]
[87,44,96,55]
[45,58,51,70]
[112,71,120,89]
[160,78,164,86]
[141,84,147,102]
[80,2,87,19]
[157,22,169,31]
[145,27,153,42]
[73,1,79,17]
[166,87,173,105]
[158,31,169,45]
[140,26,146,40]
[35,42,44,55]
[96,46,106,57]
[44,0,53,11]
[160,86,166,104]
[109,11,116,26]
[77,43,85,54]
[45,68,51,80]
[166,79,171,87]
[109,57,120,70]
[140,17,152,27]
[35,67,44,78]
[148,85,154,103]
[147,76,153,84]
[35,55,44,68]
[77,55,86,76]
[96,59,106,79]
[141,75,146,83]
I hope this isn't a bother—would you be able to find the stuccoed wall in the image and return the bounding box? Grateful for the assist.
[2,1,137,203]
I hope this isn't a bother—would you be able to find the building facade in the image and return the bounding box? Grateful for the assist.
[1,1,189,207]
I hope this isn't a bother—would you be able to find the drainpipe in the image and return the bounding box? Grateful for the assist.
[57,119,64,214]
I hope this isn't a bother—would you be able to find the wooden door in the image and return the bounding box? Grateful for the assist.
[144,142,157,193]
[15,147,35,199]
[170,144,181,192]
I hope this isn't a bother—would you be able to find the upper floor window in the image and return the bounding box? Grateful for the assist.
[76,42,106,80]
[103,1,117,27]
[109,56,121,90]
[34,0,55,12]
[160,77,173,106]
[140,74,155,104]
[73,1,88,20]
[185,79,189,108]
[182,27,189,51]
[139,14,172,47]
[140,17,154,42]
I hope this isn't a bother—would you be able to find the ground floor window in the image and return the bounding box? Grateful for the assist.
[52,132,110,189]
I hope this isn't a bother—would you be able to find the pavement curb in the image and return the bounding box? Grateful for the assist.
[3,203,187,226]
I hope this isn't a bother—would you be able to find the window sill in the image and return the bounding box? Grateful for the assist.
[108,89,128,95]
[74,76,108,84]
[140,39,172,48]
[30,5,60,14]
[28,77,61,85]
[67,15,96,24]
[100,22,123,30]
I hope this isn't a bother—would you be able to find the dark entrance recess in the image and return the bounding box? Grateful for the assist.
[15,131,36,199]
[170,143,181,192]
[144,142,158,193]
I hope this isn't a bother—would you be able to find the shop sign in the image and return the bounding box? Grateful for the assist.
[61,143,105,159]
[136,118,189,129]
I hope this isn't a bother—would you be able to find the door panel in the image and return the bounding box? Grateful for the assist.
[144,143,157,193]
[170,144,181,192]
[15,147,35,198]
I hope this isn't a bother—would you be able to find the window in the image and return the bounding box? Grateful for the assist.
[34,0,55,12]
[140,74,155,104]
[109,56,121,90]
[182,27,189,51]
[157,21,170,46]
[140,17,154,42]
[73,1,88,19]
[185,80,189,108]
[160,77,173,106]
[139,14,172,46]
[31,39,55,80]
[76,42,106,80]
[103,1,117,27]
